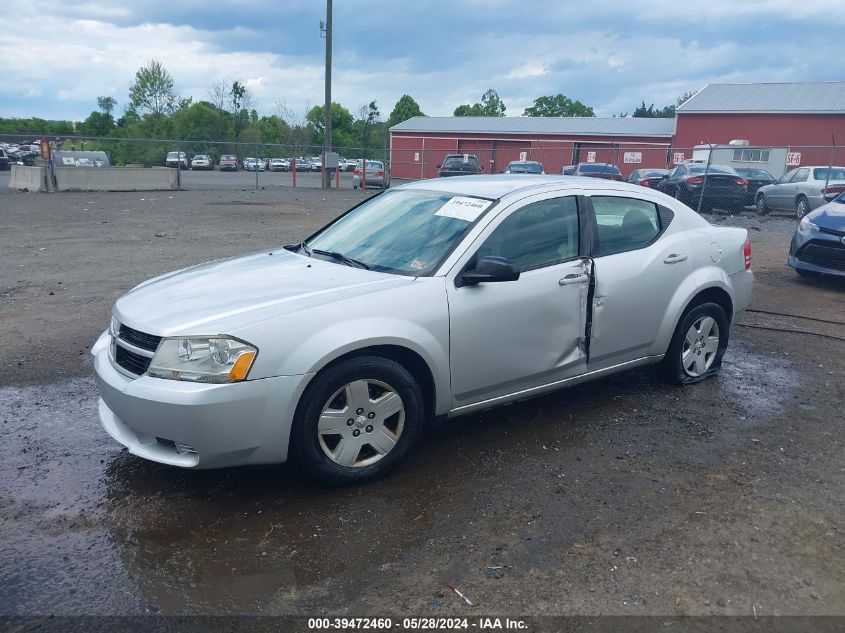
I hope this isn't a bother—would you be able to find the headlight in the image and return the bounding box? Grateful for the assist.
[147,336,257,383]
[799,217,818,231]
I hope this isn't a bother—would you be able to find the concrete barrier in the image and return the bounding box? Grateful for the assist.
[8,165,52,192]
[54,167,179,192]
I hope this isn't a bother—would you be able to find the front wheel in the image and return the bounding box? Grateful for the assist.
[290,356,424,485]
[660,302,729,385]
[755,195,768,215]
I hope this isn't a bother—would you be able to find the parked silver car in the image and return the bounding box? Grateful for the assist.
[755,166,845,218]
[353,160,390,189]
[92,176,753,484]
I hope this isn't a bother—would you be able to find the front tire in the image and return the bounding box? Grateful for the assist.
[660,302,729,385]
[290,356,424,485]
[755,195,768,215]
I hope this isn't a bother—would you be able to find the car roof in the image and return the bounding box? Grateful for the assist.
[396,174,648,199]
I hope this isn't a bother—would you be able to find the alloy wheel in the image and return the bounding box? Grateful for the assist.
[796,197,810,219]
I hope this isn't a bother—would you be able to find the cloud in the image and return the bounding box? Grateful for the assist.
[0,0,842,123]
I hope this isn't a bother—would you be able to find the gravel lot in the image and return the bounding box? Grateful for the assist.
[1,179,844,622]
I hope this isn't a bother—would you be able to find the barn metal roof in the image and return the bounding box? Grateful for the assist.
[677,82,845,114]
[389,116,675,138]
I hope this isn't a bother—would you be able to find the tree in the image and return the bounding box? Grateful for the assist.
[97,96,116,115]
[387,94,425,128]
[128,60,178,116]
[523,93,594,117]
[354,101,382,154]
[306,102,355,146]
[80,111,115,136]
[479,89,506,117]
[631,101,675,118]
[454,89,506,117]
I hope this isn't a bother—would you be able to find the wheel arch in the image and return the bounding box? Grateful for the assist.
[684,285,734,326]
[307,344,438,421]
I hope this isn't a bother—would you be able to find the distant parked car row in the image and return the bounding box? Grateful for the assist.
[160,154,369,173]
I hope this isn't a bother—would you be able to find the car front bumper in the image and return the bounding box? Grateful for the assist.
[788,227,845,277]
[92,331,311,469]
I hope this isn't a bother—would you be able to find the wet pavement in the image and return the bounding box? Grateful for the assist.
[1,189,844,617]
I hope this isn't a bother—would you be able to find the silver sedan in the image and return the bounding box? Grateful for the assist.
[755,165,845,218]
[92,176,753,484]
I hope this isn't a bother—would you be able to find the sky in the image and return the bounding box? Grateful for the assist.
[1,0,844,123]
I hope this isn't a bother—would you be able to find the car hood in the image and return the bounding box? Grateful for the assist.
[114,248,413,336]
[808,200,845,231]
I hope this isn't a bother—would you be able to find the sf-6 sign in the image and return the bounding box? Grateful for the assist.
[786,152,801,166]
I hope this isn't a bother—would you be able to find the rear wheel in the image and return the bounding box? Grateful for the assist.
[290,356,424,485]
[796,196,810,219]
[660,302,729,385]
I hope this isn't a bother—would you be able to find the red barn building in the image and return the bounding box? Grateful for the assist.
[389,82,845,181]
[389,117,675,180]
[673,82,845,168]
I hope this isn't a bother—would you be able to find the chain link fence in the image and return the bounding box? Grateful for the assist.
[3,133,844,217]
[0,133,390,191]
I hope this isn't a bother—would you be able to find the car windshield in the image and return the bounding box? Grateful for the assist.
[221,155,235,160]
[813,167,845,181]
[305,189,493,276]
[579,164,621,174]
[689,165,738,175]
[444,156,479,168]
[508,162,543,173]
[735,168,772,179]
[167,152,179,159]
[641,169,668,177]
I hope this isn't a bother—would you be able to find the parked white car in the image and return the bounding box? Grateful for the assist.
[93,175,753,484]
[190,154,212,170]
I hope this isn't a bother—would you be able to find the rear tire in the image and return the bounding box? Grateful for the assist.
[290,356,424,485]
[660,302,729,385]
[796,196,810,219]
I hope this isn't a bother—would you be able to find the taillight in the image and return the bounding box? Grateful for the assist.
[736,177,748,186]
[824,185,845,196]
[743,238,752,270]
[687,176,704,185]
[376,170,384,177]
[353,168,360,175]
[639,178,651,187]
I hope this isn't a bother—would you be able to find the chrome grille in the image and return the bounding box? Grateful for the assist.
[112,321,160,376]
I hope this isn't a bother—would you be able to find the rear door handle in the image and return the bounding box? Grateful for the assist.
[663,254,688,264]
[559,273,589,285]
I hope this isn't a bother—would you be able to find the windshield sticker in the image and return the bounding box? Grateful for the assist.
[434,196,492,223]
[409,259,427,270]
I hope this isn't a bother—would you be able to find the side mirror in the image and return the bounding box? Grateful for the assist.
[459,256,520,286]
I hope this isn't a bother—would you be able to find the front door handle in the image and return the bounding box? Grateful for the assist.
[559,273,589,285]
[663,254,688,264]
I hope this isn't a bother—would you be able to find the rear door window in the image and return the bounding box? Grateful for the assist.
[591,196,661,256]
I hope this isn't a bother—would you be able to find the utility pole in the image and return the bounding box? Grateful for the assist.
[321,1,333,189]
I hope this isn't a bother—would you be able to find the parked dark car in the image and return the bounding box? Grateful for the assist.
[563,162,624,181]
[627,168,669,188]
[503,160,544,174]
[788,192,845,277]
[0,148,9,171]
[734,167,775,205]
[655,163,748,213]
[437,154,482,177]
